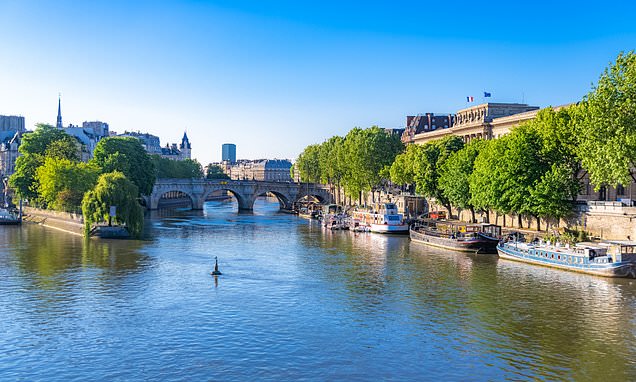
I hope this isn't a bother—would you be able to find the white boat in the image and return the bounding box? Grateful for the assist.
[350,203,408,234]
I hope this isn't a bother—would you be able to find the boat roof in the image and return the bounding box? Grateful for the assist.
[573,242,606,250]
[603,240,636,246]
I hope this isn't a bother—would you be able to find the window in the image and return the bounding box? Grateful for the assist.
[617,184,625,196]
[581,181,590,195]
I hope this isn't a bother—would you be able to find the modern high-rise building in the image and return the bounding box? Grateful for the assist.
[222,143,236,163]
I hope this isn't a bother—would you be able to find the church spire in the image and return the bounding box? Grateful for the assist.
[56,94,63,129]
[181,130,191,149]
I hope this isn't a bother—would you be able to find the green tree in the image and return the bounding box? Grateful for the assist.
[439,139,485,222]
[498,126,547,226]
[91,137,156,195]
[205,163,230,179]
[9,124,78,201]
[296,144,322,183]
[390,144,421,186]
[529,163,580,226]
[526,106,581,227]
[82,171,144,238]
[411,136,464,215]
[44,137,81,161]
[9,154,44,201]
[342,126,403,201]
[36,157,99,211]
[151,156,203,178]
[18,124,75,156]
[576,51,636,188]
[318,136,346,202]
[470,139,503,216]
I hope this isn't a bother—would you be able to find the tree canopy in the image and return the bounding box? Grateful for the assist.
[82,171,144,238]
[296,144,322,183]
[576,51,636,188]
[152,156,203,179]
[91,137,156,195]
[36,158,99,211]
[9,124,80,201]
[294,127,403,203]
[439,139,485,220]
[205,163,230,179]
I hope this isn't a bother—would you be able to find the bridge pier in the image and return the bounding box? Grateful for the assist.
[148,179,334,212]
[237,195,254,211]
[192,195,205,210]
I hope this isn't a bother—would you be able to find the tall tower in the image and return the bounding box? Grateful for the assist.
[179,131,191,160]
[56,95,63,129]
[222,143,236,163]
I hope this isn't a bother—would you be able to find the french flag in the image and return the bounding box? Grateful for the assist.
[466,96,474,102]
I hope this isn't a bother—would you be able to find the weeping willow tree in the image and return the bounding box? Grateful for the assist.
[82,171,144,238]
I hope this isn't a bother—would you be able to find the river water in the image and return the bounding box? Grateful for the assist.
[1,198,636,381]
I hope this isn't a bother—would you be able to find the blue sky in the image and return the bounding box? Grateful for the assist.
[1,1,635,164]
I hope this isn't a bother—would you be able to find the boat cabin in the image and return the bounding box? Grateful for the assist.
[323,204,343,215]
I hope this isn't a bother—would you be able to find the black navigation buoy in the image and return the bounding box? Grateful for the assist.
[211,256,222,276]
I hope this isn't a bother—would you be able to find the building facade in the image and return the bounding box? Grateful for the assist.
[402,102,636,204]
[402,103,539,145]
[117,131,163,155]
[0,115,25,132]
[0,115,26,177]
[54,98,110,161]
[115,131,191,160]
[0,131,22,178]
[228,159,292,181]
[222,143,236,163]
[160,132,191,160]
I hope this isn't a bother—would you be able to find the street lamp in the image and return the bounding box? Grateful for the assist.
[2,176,8,208]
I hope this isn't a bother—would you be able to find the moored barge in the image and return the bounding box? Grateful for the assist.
[497,239,636,278]
[409,219,500,253]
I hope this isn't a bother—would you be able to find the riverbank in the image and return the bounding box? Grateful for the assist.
[22,207,132,239]
[22,206,84,236]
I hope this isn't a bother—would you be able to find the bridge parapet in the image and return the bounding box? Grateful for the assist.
[148,179,332,210]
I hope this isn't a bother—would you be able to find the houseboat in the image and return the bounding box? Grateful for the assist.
[409,219,500,253]
[0,208,21,225]
[298,203,320,220]
[350,203,408,234]
[497,238,636,278]
[322,204,348,230]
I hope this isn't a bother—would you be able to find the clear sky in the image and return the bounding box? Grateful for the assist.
[1,1,635,164]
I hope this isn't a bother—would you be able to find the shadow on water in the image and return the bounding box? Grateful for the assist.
[1,225,149,281]
[2,198,636,381]
[295,223,636,380]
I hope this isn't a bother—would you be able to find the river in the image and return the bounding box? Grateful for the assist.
[1,198,635,381]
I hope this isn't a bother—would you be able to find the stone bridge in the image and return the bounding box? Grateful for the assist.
[145,178,333,210]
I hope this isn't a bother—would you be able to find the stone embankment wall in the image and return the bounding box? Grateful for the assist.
[433,201,636,241]
[580,203,636,240]
[22,206,84,236]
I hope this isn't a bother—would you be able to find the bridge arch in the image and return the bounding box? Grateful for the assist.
[201,187,252,211]
[148,179,334,211]
[296,191,328,204]
[253,189,293,211]
[150,188,197,210]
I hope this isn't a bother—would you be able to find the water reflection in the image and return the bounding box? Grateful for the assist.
[1,200,636,381]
